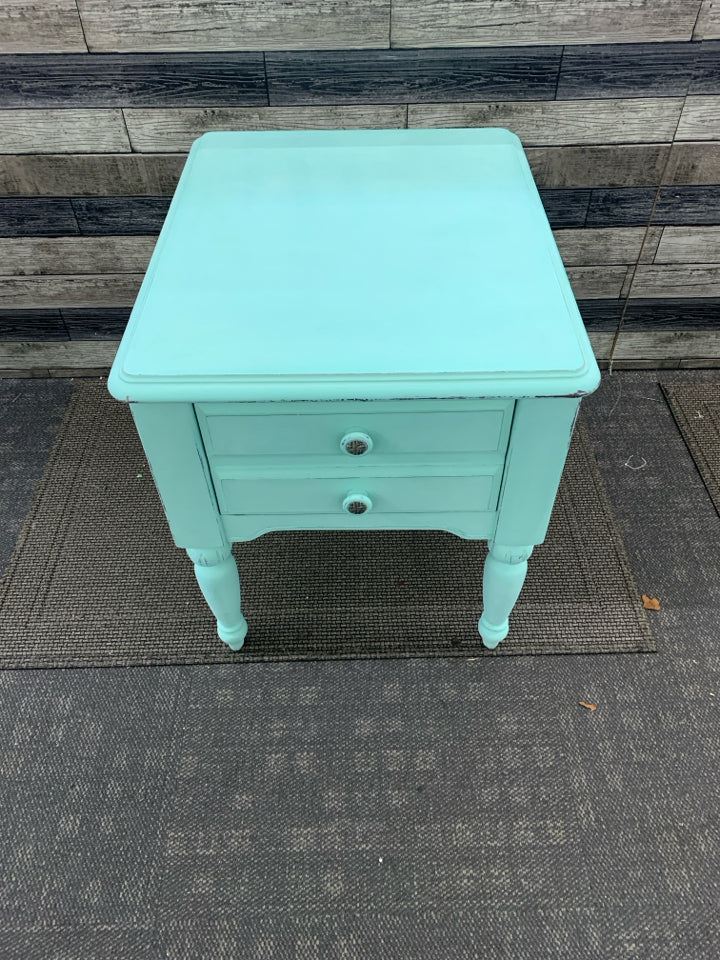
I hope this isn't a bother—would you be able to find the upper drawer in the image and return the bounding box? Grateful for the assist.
[195,399,514,463]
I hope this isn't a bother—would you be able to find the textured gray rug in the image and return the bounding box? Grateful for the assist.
[661,381,720,518]
[0,383,653,667]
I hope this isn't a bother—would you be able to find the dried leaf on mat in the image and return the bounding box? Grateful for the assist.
[579,701,597,711]
[642,594,662,610]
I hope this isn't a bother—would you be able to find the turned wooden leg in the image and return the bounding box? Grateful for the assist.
[478,542,534,649]
[187,546,248,650]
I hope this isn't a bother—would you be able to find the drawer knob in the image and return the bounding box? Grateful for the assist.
[340,432,373,456]
[343,493,372,515]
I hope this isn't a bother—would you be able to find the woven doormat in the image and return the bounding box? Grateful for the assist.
[0,383,653,668]
[660,381,720,518]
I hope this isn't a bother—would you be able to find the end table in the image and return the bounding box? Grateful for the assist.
[108,128,600,650]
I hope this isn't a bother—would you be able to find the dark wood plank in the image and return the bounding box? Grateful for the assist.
[538,189,591,228]
[689,40,720,93]
[391,0,701,47]
[575,300,623,331]
[0,198,79,236]
[76,0,391,52]
[665,141,720,184]
[526,145,669,189]
[0,53,267,108]
[655,186,720,224]
[266,47,560,104]
[62,307,131,339]
[0,309,67,341]
[621,298,720,329]
[71,197,170,234]
[557,42,697,99]
[586,188,657,226]
[0,155,184,197]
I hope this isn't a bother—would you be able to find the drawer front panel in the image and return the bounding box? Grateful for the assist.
[196,400,514,462]
[215,472,501,517]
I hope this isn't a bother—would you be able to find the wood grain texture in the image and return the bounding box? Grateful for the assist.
[655,186,720,225]
[676,96,720,140]
[557,42,697,100]
[620,298,720,328]
[0,0,86,54]
[0,155,184,196]
[409,99,682,145]
[72,197,171,234]
[391,0,702,47]
[0,275,141,308]
[0,198,78,236]
[655,226,720,262]
[554,227,662,265]
[0,309,67,341]
[266,47,561,104]
[526,145,670,188]
[62,306,131,339]
[630,264,720,298]
[0,109,131,155]
[566,265,630,299]
[123,105,406,152]
[694,0,720,38]
[0,339,117,374]
[612,330,720,358]
[76,0,391,52]
[0,237,156,276]
[575,300,623,330]
[0,53,267,108]
[665,141,720,183]
[538,189,591,228]
[690,40,720,93]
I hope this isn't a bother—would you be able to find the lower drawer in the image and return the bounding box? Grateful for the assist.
[214,472,501,516]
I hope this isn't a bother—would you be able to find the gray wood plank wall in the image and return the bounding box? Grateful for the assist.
[1,2,719,364]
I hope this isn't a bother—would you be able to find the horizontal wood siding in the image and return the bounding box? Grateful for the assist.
[0,1,87,54]
[0,109,131,154]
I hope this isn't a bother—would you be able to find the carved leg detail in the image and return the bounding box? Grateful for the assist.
[187,546,248,650]
[478,542,534,649]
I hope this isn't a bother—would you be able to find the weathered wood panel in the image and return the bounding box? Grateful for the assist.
[0,339,117,375]
[0,237,156,276]
[0,198,79,236]
[62,307,131,339]
[566,265,630,299]
[655,226,720,263]
[630,264,720,298]
[538,189,591,228]
[665,141,720,184]
[0,0,86,54]
[694,0,720,39]
[676,96,720,140]
[576,299,623,330]
[391,0,702,47]
[0,53,267,108]
[0,155,184,196]
[124,105,406,152]
[76,0,391,52]
[655,185,720,224]
[0,309,67,340]
[266,47,561,104]
[72,197,171,234]
[557,42,697,100]
[0,109,131,155]
[621,298,720,328]
[0,275,142,308]
[526,145,670,188]
[554,227,662,265]
[690,39,720,93]
[612,330,720,358]
[409,99,682,145]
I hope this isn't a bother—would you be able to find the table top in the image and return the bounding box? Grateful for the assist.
[109,128,600,403]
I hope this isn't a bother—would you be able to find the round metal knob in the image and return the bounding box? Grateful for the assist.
[340,432,373,456]
[342,493,372,515]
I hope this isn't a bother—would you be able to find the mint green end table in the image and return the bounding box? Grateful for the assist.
[108,128,600,651]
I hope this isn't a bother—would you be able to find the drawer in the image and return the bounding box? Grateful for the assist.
[213,471,502,517]
[195,399,514,463]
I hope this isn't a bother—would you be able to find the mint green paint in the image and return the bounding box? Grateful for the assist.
[109,128,600,650]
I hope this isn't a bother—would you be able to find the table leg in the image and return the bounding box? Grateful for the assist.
[187,546,248,650]
[478,542,533,649]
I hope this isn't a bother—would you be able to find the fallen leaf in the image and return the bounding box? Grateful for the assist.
[579,701,597,711]
[642,594,662,610]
